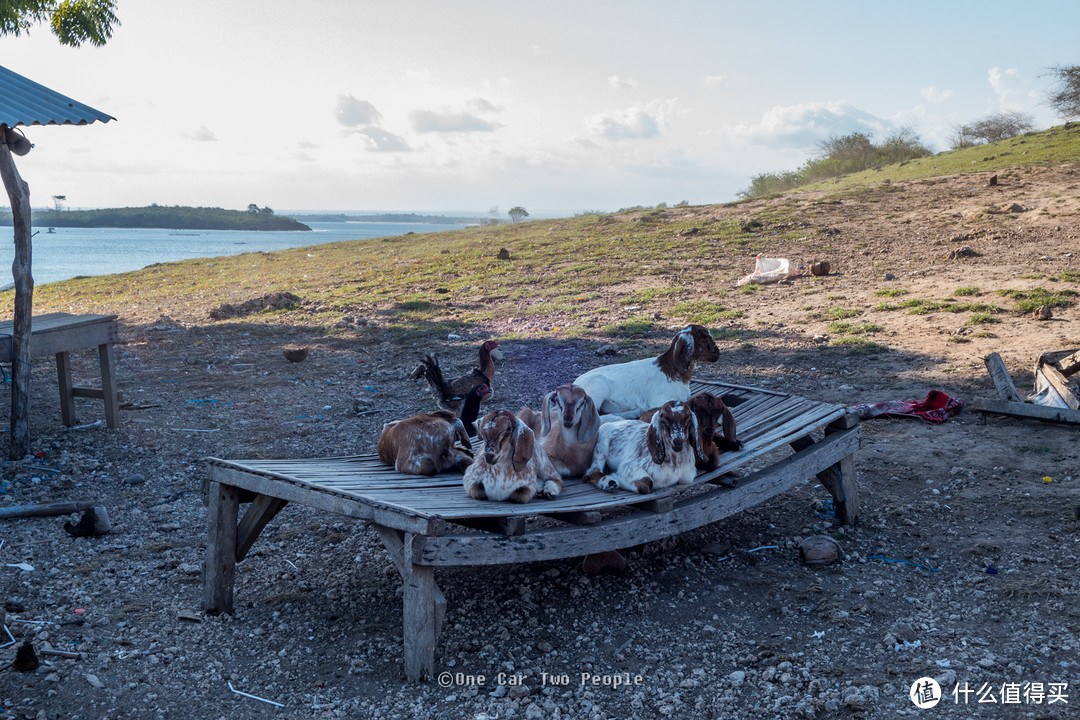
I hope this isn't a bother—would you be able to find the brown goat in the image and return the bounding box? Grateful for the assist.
[517,384,601,478]
[377,410,473,476]
[640,392,741,471]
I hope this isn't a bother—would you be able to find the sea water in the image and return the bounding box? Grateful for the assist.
[0,221,468,288]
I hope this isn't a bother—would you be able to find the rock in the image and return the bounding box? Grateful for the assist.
[595,344,619,357]
[582,551,627,576]
[1033,305,1053,321]
[947,247,978,259]
[810,261,831,276]
[799,535,841,566]
[989,174,998,186]
[178,563,201,576]
[85,673,105,688]
[497,248,511,260]
[283,347,309,363]
[729,670,746,684]
[123,473,146,485]
[15,642,39,672]
[888,621,917,643]
[209,291,302,320]
[883,272,896,280]
[524,702,545,720]
[1006,203,1025,213]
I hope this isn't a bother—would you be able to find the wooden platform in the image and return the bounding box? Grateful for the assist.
[203,381,861,681]
[0,312,120,428]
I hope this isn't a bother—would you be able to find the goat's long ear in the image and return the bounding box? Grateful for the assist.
[688,410,705,463]
[452,418,471,449]
[673,330,695,375]
[540,391,554,437]
[719,403,742,450]
[577,391,601,442]
[512,419,535,472]
[647,413,666,465]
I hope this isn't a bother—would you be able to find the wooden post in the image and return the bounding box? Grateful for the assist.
[98,341,120,428]
[984,353,1022,403]
[55,351,77,426]
[403,532,437,681]
[0,128,34,459]
[203,481,240,614]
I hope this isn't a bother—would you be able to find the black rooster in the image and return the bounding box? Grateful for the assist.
[410,340,498,415]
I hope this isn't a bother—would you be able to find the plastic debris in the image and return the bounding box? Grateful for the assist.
[228,681,284,708]
[736,256,799,286]
[867,555,939,572]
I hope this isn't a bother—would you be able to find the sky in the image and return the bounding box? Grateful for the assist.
[3,0,1079,217]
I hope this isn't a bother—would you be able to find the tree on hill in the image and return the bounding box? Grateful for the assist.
[1046,64,1080,120]
[0,0,120,47]
[508,206,529,222]
[949,111,1034,149]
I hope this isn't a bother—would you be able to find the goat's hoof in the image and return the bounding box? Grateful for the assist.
[466,482,487,500]
[634,477,654,494]
[540,481,561,499]
[599,478,618,493]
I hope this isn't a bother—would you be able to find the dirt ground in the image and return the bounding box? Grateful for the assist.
[2,165,1080,719]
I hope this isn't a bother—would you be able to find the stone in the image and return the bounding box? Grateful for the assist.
[799,535,841,566]
[582,551,627,575]
[729,670,746,684]
[123,473,146,485]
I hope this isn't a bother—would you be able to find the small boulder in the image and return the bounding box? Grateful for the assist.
[1033,306,1053,321]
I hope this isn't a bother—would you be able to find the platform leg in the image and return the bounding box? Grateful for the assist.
[203,481,240,614]
[790,432,861,526]
[98,342,119,429]
[373,524,446,636]
[55,351,76,427]
[403,532,436,682]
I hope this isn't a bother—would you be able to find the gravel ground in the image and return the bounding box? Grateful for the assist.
[3,165,1080,719]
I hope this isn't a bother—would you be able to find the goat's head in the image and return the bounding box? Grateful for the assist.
[541,384,600,440]
[646,401,700,465]
[664,325,720,379]
[687,392,726,438]
[478,409,534,472]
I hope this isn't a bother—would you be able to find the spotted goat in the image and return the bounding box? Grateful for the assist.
[463,409,561,503]
[584,400,701,494]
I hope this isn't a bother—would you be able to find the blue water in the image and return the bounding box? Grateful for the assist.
[0,221,469,287]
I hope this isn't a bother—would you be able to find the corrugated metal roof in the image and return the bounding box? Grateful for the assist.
[0,64,114,128]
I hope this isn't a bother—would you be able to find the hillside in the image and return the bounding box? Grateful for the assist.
[12,205,311,231]
[2,126,1079,719]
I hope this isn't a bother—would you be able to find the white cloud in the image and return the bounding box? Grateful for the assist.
[586,101,672,140]
[352,127,411,152]
[725,101,891,149]
[988,67,1034,111]
[410,109,498,133]
[608,75,638,90]
[702,74,727,86]
[335,95,383,127]
[468,97,501,114]
[184,125,218,142]
[921,86,953,105]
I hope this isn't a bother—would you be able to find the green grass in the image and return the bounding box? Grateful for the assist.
[670,300,743,324]
[874,288,909,297]
[824,306,864,320]
[997,287,1078,313]
[830,338,887,354]
[953,286,981,297]
[966,313,1001,325]
[828,321,882,335]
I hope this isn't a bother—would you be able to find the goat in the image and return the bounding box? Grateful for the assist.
[640,391,741,471]
[573,325,720,417]
[584,401,700,494]
[517,384,601,478]
[377,410,473,476]
[463,409,561,503]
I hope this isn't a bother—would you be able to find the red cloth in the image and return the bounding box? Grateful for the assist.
[850,390,964,424]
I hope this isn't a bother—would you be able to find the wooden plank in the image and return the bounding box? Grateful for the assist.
[414,427,861,566]
[55,351,76,427]
[235,495,288,562]
[1056,350,1080,377]
[403,532,437,682]
[984,352,1022,402]
[633,497,674,514]
[1036,364,1080,411]
[372,525,446,637]
[789,436,860,526]
[206,463,445,536]
[202,481,239,614]
[967,396,1080,425]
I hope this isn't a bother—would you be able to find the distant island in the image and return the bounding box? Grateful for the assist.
[8,205,311,231]
[293,212,490,225]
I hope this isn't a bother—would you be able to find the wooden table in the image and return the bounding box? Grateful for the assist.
[0,312,121,429]
[203,381,861,681]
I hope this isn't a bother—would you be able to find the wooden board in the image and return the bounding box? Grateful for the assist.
[968,396,1080,425]
[984,352,1022,403]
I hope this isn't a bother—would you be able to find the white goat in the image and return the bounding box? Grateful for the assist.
[573,325,720,417]
[463,409,561,503]
[517,384,601,478]
[377,410,472,475]
[584,401,701,494]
